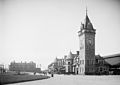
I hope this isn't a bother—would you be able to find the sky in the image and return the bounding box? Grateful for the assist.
[0,0,120,70]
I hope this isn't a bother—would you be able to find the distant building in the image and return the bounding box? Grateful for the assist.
[48,62,54,73]
[9,61,41,73]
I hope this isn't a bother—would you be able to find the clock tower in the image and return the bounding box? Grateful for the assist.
[78,10,96,75]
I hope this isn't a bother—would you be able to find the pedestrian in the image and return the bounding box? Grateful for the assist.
[51,73,53,77]
[51,71,54,77]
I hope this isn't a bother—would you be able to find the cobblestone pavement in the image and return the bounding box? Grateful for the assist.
[8,74,120,85]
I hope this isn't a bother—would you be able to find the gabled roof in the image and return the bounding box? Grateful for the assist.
[95,55,104,59]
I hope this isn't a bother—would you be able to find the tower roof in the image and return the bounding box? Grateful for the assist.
[84,14,90,27]
[83,8,93,29]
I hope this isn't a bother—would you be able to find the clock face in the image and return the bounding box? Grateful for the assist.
[87,38,93,46]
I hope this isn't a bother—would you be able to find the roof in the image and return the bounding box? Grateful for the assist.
[95,55,103,59]
[103,53,120,59]
[82,9,93,29]
[66,51,77,59]
[66,51,73,59]
[84,14,90,26]
[103,54,120,66]
[95,55,110,65]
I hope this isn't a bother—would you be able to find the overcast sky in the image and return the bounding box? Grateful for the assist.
[0,0,120,70]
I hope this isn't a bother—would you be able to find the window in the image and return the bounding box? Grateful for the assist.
[98,60,100,63]
[86,68,88,72]
[87,60,89,65]
[100,67,102,72]
[96,59,98,63]
[68,62,70,65]
[82,67,84,72]
[79,67,81,72]
[82,60,84,64]
[91,68,94,72]
[88,68,90,72]
[101,60,104,65]
[79,60,81,64]
[88,60,91,65]
[91,60,94,65]
[104,68,105,71]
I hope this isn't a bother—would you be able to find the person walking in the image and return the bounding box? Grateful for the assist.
[51,71,54,77]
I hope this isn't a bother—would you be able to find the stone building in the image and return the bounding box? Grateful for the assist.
[48,57,65,74]
[48,10,120,75]
[65,51,79,74]
[78,9,96,75]
[54,57,65,74]
[9,61,41,73]
[48,51,79,74]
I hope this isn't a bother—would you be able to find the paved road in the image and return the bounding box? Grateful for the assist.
[9,74,120,85]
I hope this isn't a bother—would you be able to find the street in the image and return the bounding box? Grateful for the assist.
[8,74,120,85]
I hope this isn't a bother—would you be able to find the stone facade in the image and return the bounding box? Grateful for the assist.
[65,51,79,74]
[9,61,41,73]
[48,51,79,74]
[78,11,96,75]
[48,53,120,75]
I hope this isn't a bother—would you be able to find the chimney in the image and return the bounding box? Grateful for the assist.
[76,51,79,55]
